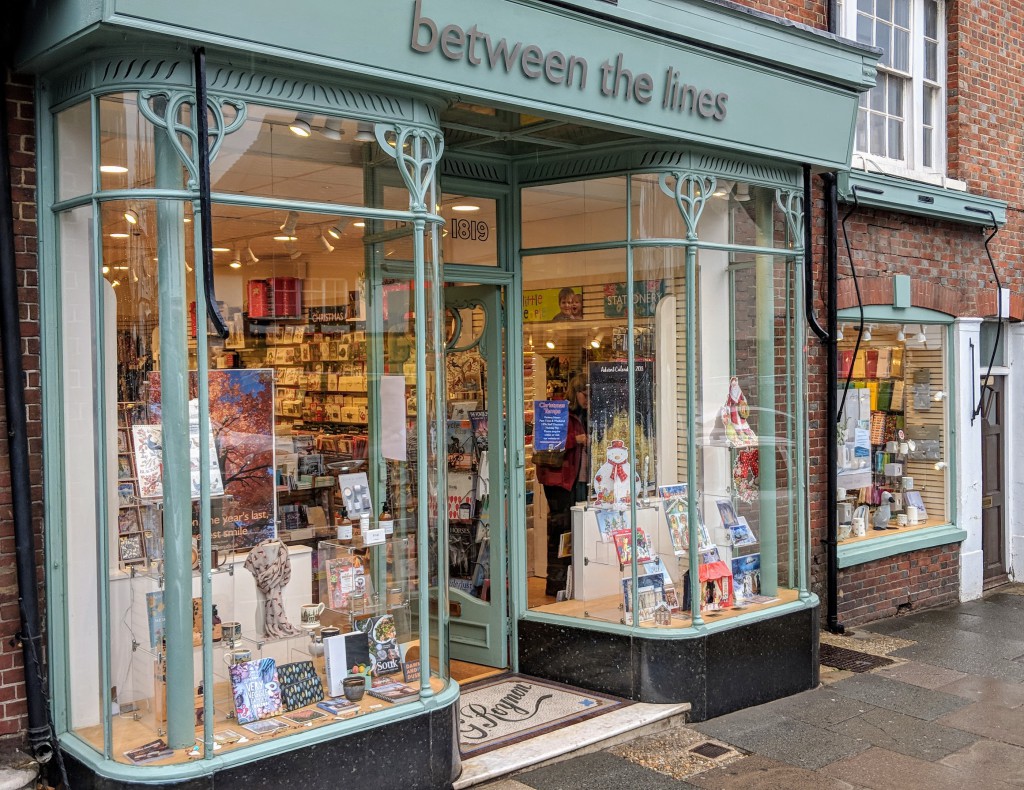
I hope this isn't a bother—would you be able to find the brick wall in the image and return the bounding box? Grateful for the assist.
[0,70,41,743]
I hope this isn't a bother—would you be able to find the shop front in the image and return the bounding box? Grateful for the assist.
[18,0,879,786]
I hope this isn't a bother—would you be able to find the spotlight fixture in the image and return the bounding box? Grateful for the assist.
[183,217,192,224]
[280,211,300,235]
[318,232,335,253]
[933,460,948,471]
[111,279,121,288]
[274,235,298,242]
[285,241,303,260]
[591,339,601,349]
[354,122,375,143]
[246,245,259,265]
[100,164,128,174]
[185,261,193,273]
[896,325,906,342]
[545,340,556,350]
[108,232,130,239]
[914,326,927,344]
[289,112,313,137]
[211,246,230,253]
[451,204,480,212]
[320,117,344,140]
[352,221,366,228]
[102,265,110,274]
[836,324,845,342]
[327,222,347,240]
[229,249,243,269]
[862,324,873,342]
[124,209,139,225]
[932,390,946,402]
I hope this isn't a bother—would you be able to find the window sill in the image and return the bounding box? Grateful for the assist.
[850,155,965,190]
[836,523,967,569]
[837,170,1007,227]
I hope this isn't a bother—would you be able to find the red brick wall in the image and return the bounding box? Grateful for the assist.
[0,70,42,743]
[836,545,961,626]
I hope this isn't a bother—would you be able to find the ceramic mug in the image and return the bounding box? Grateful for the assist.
[300,602,326,629]
[852,517,866,537]
[896,513,908,527]
[320,626,341,642]
[907,506,920,525]
[222,648,252,667]
[221,621,242,646]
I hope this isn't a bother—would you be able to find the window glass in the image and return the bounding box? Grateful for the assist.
[836,323,950,545]
[56,101,92,200]
[521,177,627,248]
[99,93,161,192]
[440,194,498,266]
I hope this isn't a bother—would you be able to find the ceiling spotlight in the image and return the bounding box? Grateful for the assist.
[185,261,193,273]
[591,339,601,349]
[211,246,230,253]
[285,241,303,260]
[229,249,243,269]
[318,232,335,253]
[124,209,139,225]
[862,324,873,342]
[914,326,927,344]
[102,265,110,274]
[354,122,375,143]
[327,223,347,240]
[111,279,121,288]
[132,269,139,283]
[352,221,366,228]
[451,204,480,212]
[836,323,845,342]
[545,340,556,350]
[896,325,906,342]
[246,245,259,265]
[289,112,313,137]
[108,232,130,239]
[733,182,752,202]
[100,164,128,174]
[321,117,344,140]
[280,211,300,235]
[183,217,192,224]
[934,460,948,471]
[274,235,298,242]
[932,390,946,402]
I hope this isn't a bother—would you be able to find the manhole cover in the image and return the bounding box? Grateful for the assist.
[820,643,895,672]
[690,742,732,759]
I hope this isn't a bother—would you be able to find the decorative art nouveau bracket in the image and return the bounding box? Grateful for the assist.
[137,90,247,189]
[775,188,805,252]
[376,123,445,214]
[660,172,717,240]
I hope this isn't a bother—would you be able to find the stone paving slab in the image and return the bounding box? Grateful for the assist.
[761,688,875,729]
[826,707,977,762]
[513,751,694,789]
[938,739,1024,787]
[686,754,866,790]
[872,660,969,690]
[935,701,1024,747]
[934,674,1024,708]
[883,620,1024,662]
[888,640,1024,683]
[826,673,971,721]
[694,716,869,771]
[821,746,1015,790]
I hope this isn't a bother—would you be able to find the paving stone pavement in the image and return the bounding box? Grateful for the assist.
[476,584,1024,789]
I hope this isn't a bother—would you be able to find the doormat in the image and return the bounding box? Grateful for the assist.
[820,643,895,673]
[458,674,630,757]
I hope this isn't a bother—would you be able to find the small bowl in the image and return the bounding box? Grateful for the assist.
[342,676,366,702]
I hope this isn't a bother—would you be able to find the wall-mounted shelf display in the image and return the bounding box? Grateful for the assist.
[835,323,950,546]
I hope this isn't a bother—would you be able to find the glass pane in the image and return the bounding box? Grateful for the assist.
[888,77,904,117]
[870,113,886,156]
[925,0,939,37]
[925,42,938,82]
[836,323,949,545]
[857,0,872,13]
[210,105,407,211]
[893,0,910,28]
[877,0,892,21]
[56,101,92,200]
[521,177,627,248]
[892,29,910,72]
[922,128,933,168]
[870,81,886,112]
[856,109,868,151]
[99,93,160,192]
[875,21,892,66]
[922,88,934,125]
[729,183,788,249]
[888,118,904,159]
[59,206,103,745]
[441,194,499,266]
[857,14,874,44]
[522,248,627,623]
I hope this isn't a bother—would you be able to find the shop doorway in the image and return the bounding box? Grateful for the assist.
[444,284,509,676]
[981,375,1007,586]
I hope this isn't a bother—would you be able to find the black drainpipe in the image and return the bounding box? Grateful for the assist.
[821,173,843,633]
[0,77,54,761]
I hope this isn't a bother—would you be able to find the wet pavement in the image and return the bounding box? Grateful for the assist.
[477,584,1024,789]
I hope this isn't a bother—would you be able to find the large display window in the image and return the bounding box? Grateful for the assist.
[836,321,951,545]
[51,86,451,768]
[521,172,808,630]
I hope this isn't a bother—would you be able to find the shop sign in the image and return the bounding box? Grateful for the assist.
[308,305,349,323]
[603,280,665,318]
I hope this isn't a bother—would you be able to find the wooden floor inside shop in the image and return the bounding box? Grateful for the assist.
[76,676,447,767]
[530,587,800,627]
[527,576,557,609]
[451,660,506,685]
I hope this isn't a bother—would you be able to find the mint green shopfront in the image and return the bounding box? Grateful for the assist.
[18,1,878,786]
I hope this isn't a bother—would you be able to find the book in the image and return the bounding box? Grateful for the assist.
[123,738,174,764]
[228,658,283,724]
[281,708,327,725]
[891,380,905,412]
[876,347,892,378]
[611,527,654,565]
[852,350,866,378]
[367,682,420,703]
[277,660,324,711]
[890,347,904,378]
[839,349,854,379]
[622,572,666,624]
[354,614,401,677]
[323,631,372,697]
[325,555,368,610]
[877,380,893,412]
[317,698,357,715]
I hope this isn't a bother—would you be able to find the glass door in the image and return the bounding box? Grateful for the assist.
[444,284,508,668]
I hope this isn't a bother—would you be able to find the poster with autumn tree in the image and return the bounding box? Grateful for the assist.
[147,369,276,550]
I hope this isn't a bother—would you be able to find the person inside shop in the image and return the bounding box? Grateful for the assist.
[536,377,587,597]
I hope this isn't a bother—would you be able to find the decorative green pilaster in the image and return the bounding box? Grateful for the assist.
[154,126,196,748]
[755,194,778,596]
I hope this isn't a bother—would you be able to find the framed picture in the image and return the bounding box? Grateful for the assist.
[118,507,142,534]
[117,454,135,481]
[117,481,136,507]
[117,430,129,453]
[118,532,147,565]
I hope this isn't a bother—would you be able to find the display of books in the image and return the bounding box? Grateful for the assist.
[323,631,371,697]
[324,554,370,611]
[367,682,419,703]
[228,658,284,724]
[354,614,401,678]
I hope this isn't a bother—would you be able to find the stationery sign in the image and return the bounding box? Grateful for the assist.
[533,400,570,451]
[603,280,665,318]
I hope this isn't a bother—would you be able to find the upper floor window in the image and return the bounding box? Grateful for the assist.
[841,0,944,174]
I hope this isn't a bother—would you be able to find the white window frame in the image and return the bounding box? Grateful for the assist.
[840,0,954,186]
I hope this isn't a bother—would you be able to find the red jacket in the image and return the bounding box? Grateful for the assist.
[536,413,585,491]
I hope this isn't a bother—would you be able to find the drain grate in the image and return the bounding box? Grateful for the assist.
[690,742,732,759]
[820,643,895,672]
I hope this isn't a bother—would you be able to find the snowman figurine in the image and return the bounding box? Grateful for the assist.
[593,439,638,509]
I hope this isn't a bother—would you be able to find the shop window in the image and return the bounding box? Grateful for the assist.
[440,194,499,266]
[836,322,950,545]
[841,0,945,174]
[521,177,627,249]
[522,174,803,627]
[55,92,447,766]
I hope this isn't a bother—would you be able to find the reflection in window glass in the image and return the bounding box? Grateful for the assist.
[99,93,161,192]
[521,177,627,248]
[56,101,92,200]
[836,323,949,545]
